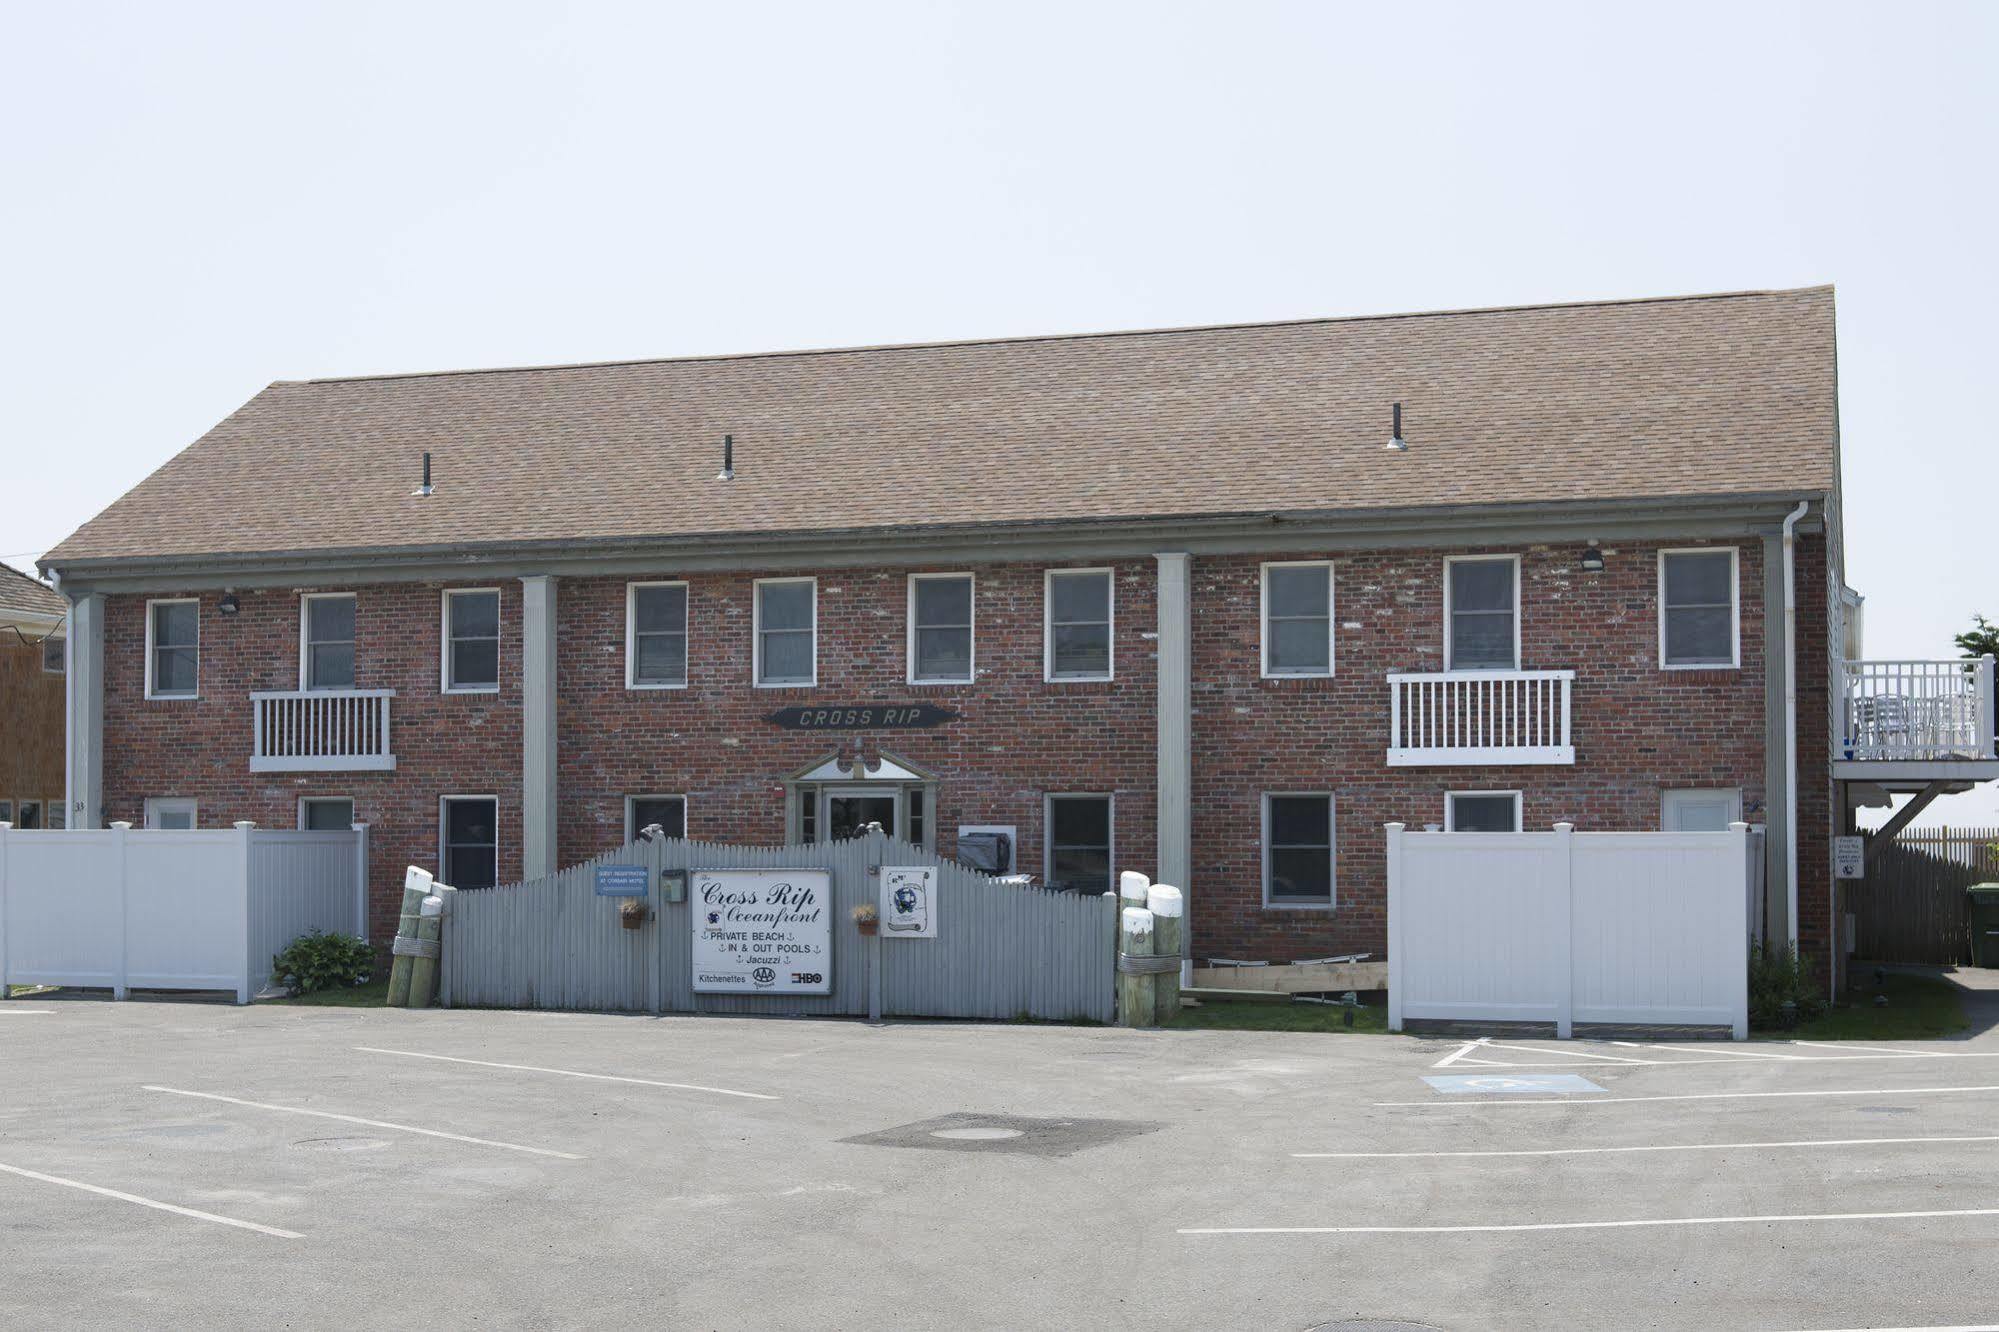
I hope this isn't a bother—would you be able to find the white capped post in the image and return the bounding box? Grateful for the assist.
[1554,821,1576,1040]
[1731,820,1752,1041]
[110,820,131,1001]
[234,821,256,1005]
[1385,822,1405,1032]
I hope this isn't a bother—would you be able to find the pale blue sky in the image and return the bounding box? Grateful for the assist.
[3,1,1993,821]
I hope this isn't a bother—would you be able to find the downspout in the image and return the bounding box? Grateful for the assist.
[1781,499,1811,949]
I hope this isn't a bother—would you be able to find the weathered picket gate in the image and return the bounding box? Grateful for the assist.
[439,830,1116,1022]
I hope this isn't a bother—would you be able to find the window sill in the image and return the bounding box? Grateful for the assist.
[625,681,689,692]
[442,685,501,696]
[1263,900,1335,912]
[145,692,200,702]
[1660,662,1742,672]
[755,680,818,690]
[1044,674,1116,685]
[907,678,975,688]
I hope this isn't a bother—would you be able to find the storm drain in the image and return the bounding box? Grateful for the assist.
[842,1112,1158,1158]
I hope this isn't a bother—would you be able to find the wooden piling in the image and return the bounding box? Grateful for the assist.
[406,893,445,1010]
[1118,906,1156,1029]
[385,866,434,1008]
[1148,884,1183,1024]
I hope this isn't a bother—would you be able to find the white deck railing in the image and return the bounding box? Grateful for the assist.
[1839,657,1995,762]
[250,689,397,772]
[1387,669,1575,766]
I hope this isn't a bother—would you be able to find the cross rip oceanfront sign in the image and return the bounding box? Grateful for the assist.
[764,704,959,731]
[691,868,833,995]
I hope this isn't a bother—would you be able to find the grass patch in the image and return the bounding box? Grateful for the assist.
[1761,972,1970,1042]
[1169,997,1388,1034]
[262,977,392,1008]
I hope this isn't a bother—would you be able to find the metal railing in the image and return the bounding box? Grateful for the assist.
[1386,669,1576,766]
[250,689,397,772]
[1839,658,1995,762]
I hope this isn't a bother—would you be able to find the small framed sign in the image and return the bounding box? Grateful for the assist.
[594,864,650,897]
[1832,835,1865,880]
[881,866,937,938]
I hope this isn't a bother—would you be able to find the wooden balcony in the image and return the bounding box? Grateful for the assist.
[250,689,397,773]
[1387,669,1575,766]
[1836,658,1995,780]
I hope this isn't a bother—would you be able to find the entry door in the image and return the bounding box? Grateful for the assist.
[825,789,897,841]
[1662,788,1743,832]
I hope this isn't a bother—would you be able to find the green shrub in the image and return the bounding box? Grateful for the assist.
[1748,941,1826,1030]
[271,930,374,998]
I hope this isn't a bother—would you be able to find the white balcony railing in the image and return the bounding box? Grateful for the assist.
[1839,658,1995,762]
[250,689,397,772]
[1387,669,1575,766]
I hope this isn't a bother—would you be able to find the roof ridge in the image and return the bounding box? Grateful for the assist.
[282,284,1835,388]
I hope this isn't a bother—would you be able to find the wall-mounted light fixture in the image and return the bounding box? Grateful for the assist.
[1579,542,1605,573]
[218,593,241,615]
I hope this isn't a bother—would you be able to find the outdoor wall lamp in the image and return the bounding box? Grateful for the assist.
[218,593,241,615]
[1579,545,1605,572]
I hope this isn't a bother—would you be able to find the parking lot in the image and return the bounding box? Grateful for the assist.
[3,998,1998,1331]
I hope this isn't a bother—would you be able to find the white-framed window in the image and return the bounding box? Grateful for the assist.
[1044,794,1113,894]
[626,581,689,689]
[1659,548,1740,669]
[754,577,816,687]
[1444,555,1520,671]
[1445,790,1523,832]
[144,598,200,699]
[299,796,355,831]
[300,592,357,691]
[441,589,501,693]
[907,573,975,685]
[45,801,64,829]
[625,794,687,842]
[1263,793,1335,908]
[1044,568,1114,681]
[1260,561,1335,678]
[143,797,197,830]
[439,795,499,889]
[0,799,11,824]
[40,637,64,674]
[13,799,43,829]
[1661,788,1744,832]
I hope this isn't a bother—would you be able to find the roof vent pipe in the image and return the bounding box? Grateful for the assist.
[717,434,735,482]
[413,452,433,497]
[1385,402,1407,452]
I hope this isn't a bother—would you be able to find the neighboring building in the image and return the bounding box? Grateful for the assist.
[38,286,1997,989]
[0,563,67,829]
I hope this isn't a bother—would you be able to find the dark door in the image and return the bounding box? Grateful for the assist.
[827,794,897,841]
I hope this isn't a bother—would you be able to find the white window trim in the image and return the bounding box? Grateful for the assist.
[297,796,355,831]
[440,588,502,695]
[1661,787,1745,831]
[438,794,500,887]
[1259,560,1337,680]
[1444,789,1524,832]
[144,797,199,830]
[1043,567,1115,683]
[40,636,64,674]
[1042,792,1115,891]
[753,576,818,688]
[143,597,200,700]
[624,793,688,843]
[625,580,690,691]
[1442,554,1522,672]
[1657,546,1742,670]
[1262,791,1336,910]
[906,572,976,686]
[298,591,357,692]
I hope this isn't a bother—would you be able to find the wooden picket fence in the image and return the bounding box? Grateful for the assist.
[1849,827,1999,965]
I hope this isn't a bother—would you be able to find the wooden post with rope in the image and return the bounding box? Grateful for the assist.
[386,866,434,1008]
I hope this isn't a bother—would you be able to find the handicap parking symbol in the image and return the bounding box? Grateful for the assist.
[1422,1073,1604,1095]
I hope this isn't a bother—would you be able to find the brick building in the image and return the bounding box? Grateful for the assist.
[0,564,67,829]
[42,286,1994,987]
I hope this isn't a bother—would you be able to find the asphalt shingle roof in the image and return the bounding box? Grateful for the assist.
[45,286,1838,568]
[0,563,65,618]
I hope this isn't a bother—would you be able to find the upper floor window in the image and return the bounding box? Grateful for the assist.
[41,637,64,674]
[1445,556,1519,670]
[754,578,816,687]
[300,593,356,690]
[145,598,199,699]
[1045,793,1113,893]
[442,589,500,693]
[1261,561,1334,678]
[1264,793,1334,907]
[1659,548,1739,669]
[627,582,689,689]
[908,573,974,684]
[1045,568,1113,681]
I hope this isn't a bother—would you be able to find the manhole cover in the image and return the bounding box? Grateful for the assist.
[844,1112,1158,1158]
[292,1136,393,1153]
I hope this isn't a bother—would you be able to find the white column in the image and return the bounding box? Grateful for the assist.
[1154,553,1192,971]
[65,592,105,829]
[520,575,559,881]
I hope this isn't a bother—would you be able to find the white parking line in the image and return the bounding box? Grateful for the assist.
[1181,1206,1999,1235]
[143,1086,584,1159]
[1425,1043,1999,1070]
[1481,1042,1649,1064]
[1431,1039,1489,1068]
[0,1009,54,1016]
[354,1047,778,1101]
[0,1160,302,1238]
[1380,1083,1999,1108]
[1293,1133,1999,1159]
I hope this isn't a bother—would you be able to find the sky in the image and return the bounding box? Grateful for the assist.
[2,1,1993,823]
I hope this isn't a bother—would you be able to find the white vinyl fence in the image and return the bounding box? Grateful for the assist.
[0,821,367,1003]
[1387,821,1755,1039]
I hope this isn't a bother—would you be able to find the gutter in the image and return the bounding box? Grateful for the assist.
[1781,499,1811,949]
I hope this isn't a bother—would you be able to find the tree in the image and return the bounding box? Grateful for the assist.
[1957,614,1999,660]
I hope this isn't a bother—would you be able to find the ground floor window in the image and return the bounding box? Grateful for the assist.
[143,797,196,830]
[1661,788,1743,832]
[1445,790,1522,832]
[1264,793,1334,907]
[440,796,498,889]
[1045,794,1113,893]
[299,796,354,831]
[12,799,43,829]
[626,794,687,842]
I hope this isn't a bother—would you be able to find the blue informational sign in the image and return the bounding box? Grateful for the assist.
[1422,1074,1604,1095]
[594,864,650,898]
